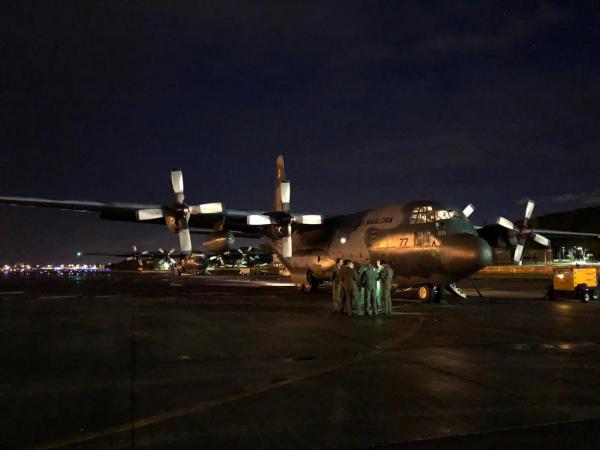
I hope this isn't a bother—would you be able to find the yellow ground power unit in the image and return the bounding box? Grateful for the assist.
[550,267,599,302]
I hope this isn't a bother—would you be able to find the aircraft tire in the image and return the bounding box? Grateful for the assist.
[295,281,305,291]
[417,284,432,302]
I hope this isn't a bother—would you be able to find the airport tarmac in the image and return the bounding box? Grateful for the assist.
[1,274,600,449]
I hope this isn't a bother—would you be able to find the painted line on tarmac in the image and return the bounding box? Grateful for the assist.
[96,294,118,298]
[0,291,25,295]
[37,295,78,300]
[30,314,424,450]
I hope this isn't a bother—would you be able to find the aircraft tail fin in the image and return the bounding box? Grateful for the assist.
[273,155,289,213]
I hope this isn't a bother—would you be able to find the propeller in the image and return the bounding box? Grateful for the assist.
[158,248,177,268]
[246,180,322,260]
[135,170,223,254]
[125,244,149,267]
[496,199,550,264]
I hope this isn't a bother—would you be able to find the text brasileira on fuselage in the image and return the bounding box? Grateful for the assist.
[1,155,597,301]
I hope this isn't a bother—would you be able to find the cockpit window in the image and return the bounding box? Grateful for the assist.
[409,206,465,224]
[409,206,427,224]
[435,210,450,220]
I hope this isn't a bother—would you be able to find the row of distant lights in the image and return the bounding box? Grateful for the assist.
[2,264,110,273]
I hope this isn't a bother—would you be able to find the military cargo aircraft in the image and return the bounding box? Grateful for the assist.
[1,156,597,301]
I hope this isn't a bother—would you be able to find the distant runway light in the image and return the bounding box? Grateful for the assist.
[340,237,347,244]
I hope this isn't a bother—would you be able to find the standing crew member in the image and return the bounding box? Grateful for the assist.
[375,260,383,313]
[331,258,343,313]
[339,260,357,316]
[380,260,394,314]
[355,263,368,315]
[362,262,379,316]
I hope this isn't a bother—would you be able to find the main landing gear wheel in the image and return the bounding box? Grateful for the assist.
[295,281,304,291]
[417,284,433,302]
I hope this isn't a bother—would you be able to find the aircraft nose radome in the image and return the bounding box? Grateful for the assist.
[439,234,492,277]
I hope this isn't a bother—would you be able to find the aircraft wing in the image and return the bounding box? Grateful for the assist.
[0,195,266,233]
[529,229,600,239]
[190,228,263,239]
[0,196,161,216]
[475,224,599,238]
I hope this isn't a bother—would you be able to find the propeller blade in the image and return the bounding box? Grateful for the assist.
[497,217,517,231]
[169,257,177,265]
[171,170,185,203]
[189,203,223,214]
[126,256,134,261]
[179,228,192,253]
[524,199,535,222]
[247,214,272,225]
[514,243,524,263]
[282,223,292,259]
[283,235,292,259]
[462,204,475,218]
[280,181,291,209]
[171,170,184,194]
[532,233,550,247]
[136,208,164,221]
[168,248,175,256]
[132,245,137,253]
[294,214,323,225]
[158,248,165,254]
[137,259,144,267]
[140,250,149,255]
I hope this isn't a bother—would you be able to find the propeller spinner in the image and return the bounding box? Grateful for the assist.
[496,199,550,264]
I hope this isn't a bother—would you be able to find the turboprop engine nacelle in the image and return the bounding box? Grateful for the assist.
[202,231,235,253]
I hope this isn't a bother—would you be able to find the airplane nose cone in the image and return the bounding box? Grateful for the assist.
[439,233,492,278]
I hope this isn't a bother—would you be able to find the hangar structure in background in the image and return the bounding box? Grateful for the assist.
[1,156,597,301]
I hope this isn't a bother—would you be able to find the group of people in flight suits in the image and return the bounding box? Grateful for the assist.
[331,259,394,316]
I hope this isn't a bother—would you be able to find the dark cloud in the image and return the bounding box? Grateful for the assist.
[1,1,600,262]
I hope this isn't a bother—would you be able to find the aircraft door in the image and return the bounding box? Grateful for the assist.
[414,231,433,247]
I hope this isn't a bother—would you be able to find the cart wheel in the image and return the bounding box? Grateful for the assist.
[581,291,591,303]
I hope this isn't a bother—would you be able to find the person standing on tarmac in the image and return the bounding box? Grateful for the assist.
[379,260,394,315]
[375,260,384,314]
[331,258,343,313]
[362,262,379,316]
[339,260,357,316]
[355,263,368,315]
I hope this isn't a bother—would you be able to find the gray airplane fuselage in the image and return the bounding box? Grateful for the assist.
[283,200,492,287]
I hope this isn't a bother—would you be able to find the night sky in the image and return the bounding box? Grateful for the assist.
[1,1,599,264]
